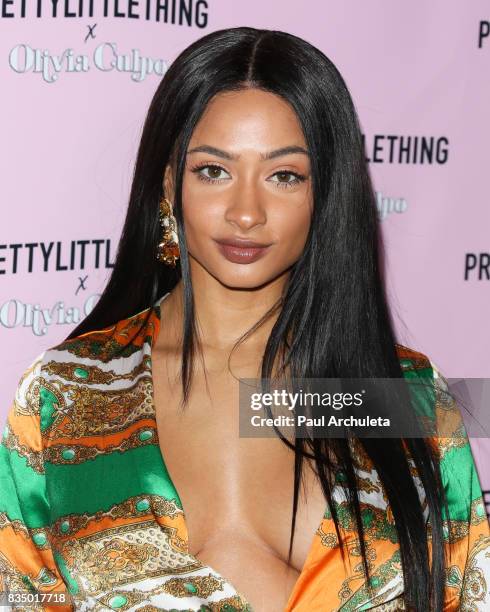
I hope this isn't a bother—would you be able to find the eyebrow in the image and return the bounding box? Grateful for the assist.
[186,144,309,161]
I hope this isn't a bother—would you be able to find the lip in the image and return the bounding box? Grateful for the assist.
[214,239,272,264]
[215,237,272,248]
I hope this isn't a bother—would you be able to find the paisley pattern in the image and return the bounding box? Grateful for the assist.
[0,291,489,611]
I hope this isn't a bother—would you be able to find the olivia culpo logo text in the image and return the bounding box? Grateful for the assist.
[9,42,167,83]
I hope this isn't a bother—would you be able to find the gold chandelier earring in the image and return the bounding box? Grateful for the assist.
[156,196,180,266]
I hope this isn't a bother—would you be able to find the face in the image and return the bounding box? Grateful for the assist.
[164,88,313,290]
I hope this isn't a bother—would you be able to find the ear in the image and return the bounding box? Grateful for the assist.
[163,164,176,202]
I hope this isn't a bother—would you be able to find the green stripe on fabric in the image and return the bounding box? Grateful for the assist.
[40,386,59,432]
[0,444,50,528]
[53,550,79,595]
[45,444,182,521]
[440,441,482,521]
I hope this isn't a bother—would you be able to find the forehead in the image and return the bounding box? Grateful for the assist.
[189,88,306,147]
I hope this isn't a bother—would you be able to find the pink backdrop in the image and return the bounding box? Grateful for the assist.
[1,1,489,512]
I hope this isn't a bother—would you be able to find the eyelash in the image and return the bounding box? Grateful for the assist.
[190,163,306,189]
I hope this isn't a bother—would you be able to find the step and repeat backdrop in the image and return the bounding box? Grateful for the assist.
[1,2,489,512]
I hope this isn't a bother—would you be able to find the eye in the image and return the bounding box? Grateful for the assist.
[269,171,306,189]
[191,164,230,183]
[189,164,307,189]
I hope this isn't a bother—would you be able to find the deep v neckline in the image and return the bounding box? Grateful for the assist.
[146,290,327,611]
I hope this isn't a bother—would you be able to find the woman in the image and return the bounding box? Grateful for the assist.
[0,27,489,612]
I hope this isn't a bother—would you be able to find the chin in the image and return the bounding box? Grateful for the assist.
[190,255,287,289]
[209,266,285,291]
[216,275,272,291]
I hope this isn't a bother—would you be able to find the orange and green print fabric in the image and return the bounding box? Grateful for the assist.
[1,291,489,611]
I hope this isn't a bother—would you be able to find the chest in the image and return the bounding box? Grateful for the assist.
[151,347,328,574]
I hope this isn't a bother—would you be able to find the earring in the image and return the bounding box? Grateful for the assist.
[156,196,180,266]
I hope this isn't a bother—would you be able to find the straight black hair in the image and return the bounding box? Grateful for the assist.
[67,27,448,610]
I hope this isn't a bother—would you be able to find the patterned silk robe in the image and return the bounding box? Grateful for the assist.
[0,291,489,611]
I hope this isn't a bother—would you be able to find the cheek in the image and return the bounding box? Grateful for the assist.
[182,178,217,225]
[270,203,311,252]
[181,196,221,242]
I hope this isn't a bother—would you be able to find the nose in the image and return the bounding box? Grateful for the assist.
[224,179,267,232]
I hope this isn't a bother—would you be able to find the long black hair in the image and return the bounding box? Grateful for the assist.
[67,27,447,610]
